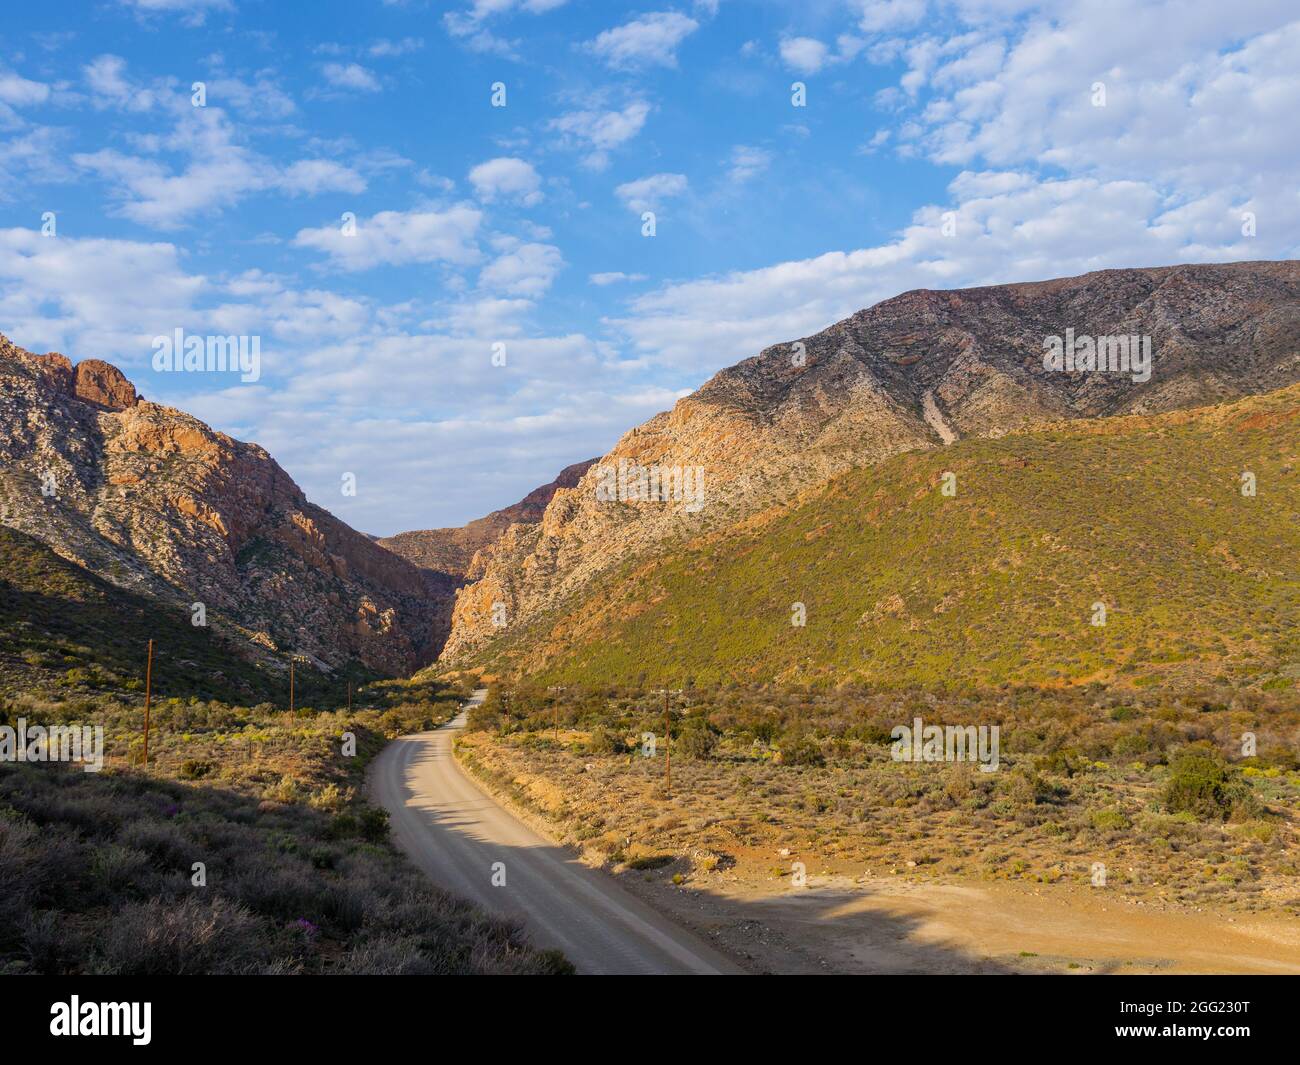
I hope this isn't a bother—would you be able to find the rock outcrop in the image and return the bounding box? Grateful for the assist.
[0,335,439,675]
[379,459,597,581]
[440,260,1300,664]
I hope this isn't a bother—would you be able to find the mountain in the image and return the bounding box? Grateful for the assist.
[0,334,439,677]
[462,384,1300,688]
[379,459,597,581]
[440,261,1300,668]
[0,524,282,702]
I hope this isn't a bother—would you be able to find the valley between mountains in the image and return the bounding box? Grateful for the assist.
[2,260,1299,974]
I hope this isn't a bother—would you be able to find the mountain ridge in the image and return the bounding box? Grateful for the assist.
[0,334,439,676]
[440,260,1300,666]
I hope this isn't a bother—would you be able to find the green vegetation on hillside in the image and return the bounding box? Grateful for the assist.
[0,525,375,705]
[0,675,571,974]
[475,387,1300,690]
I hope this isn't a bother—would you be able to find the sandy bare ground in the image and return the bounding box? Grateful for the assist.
[617,872,1300,974]
[448,730,1300,975]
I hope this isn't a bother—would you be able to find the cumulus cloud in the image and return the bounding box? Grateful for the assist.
[479,242,564,297]
[615,172,689,213]
[779,33,868,75]
[84,54,161,111]
[117,0,233,26]
[321,62,382,92]
[0,71,51,107]
[468,157,543,206]
[584,11,699,70]
[442,0,570,58]
[547,101,651,170]
[293,206,483,271]
[74,104,374,227]
[74,110,272,228]
[725,145,772,184]
[779,37,830,75]
[280,160,367,196]
[0,227,204,357]
[606,161,1298,371]
[855,0,926,33]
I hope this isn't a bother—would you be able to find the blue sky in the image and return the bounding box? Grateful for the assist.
[1,0,1298,534]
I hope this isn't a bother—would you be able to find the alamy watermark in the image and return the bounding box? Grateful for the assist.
[0,719,104,772]
[891,716,1000,773]
[152,328,261,383]
[594,458,706,513]
[50,997,151,1046]
[1042,328,1151,383]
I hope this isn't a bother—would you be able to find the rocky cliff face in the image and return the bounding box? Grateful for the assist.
[440,260,1300,664]
[0,334,439,675]
[379,459,597,581]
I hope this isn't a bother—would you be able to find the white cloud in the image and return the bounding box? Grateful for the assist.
[206,74,296,118]
[548,101,651,170]
[280,160,367,196]
[878,4,1300,191]
[84,55,160,111]
[779,32,869,76]
[0,126,72,195]
[74,110,271,228]
[118,0,233,26]
[615,172,688,213]
[607,164,1299,371]
[584,12,700,70]
[0,71,50,107]
[780,37,830,76]
[293,206,483,271]
[479,242,564,297]
[321,63,382,93]
[468,157,543,206]
[443,0,570,58]
[856,0,926,33]
[590,271,648,285]
[367,37,425,57]
[0,228,205,359]
[726,145,772,184]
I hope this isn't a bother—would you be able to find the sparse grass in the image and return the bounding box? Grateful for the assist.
[455,681,1300,914]
[0,675,572,975]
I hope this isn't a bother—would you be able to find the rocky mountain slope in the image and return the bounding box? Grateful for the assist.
[379,459,597,581]
[463,384,1300,687]
[441,261,1300,666]
[0,335,439,676]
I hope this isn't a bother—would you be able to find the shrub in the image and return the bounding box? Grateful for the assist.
[675,725,717,761]
[1162,749,1256,821]
[1089,807,1130,831]
[355,805,390,843]
[178,759,213,780]
[585,726,626,755]
[775,729,823,767]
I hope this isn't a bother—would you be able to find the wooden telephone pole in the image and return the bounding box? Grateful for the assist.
[664,690,670,792]
[546,686,567,744]
[289,659,295,713]
[142,638,154,767]
[651,688,683,794]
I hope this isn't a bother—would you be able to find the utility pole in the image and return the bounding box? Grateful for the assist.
[664,689,670,793]
[289,658,295,714]
[347,681,352,713]
[651,688,683,795]
[547,686,567,745]
[142,638,154,767]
